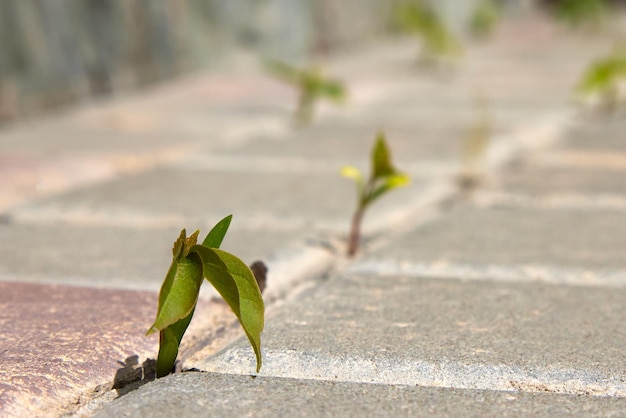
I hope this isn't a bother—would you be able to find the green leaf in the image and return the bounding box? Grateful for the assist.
[147,252,203,335]
[202,215,232,248]
[191,245,265,372]
[371,133,396,179]
[264,59,300,85]
[318,80,346,102]
[367,173,411,205]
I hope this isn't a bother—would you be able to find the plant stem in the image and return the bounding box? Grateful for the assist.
[347,206,364,257]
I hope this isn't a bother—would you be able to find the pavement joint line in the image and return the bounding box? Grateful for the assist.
[347,260,626,289]
[473,191,626,211]
[203,347,626,397]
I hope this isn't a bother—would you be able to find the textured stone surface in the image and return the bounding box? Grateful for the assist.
[6,166,431,233]
[90,372,626,418]
[0,282,158,417]
[199,274,626,396]
[365,206,626,276]
[0,222,307,290]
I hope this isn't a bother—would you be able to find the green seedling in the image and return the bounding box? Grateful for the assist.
[575,48,626,113]
[393,0,463,65]
[265,60,346,127]
[146,215,264,378]
[341,133,410,257]
[458,97,492,191]
[469,0,500,39]
[552,0,610,28]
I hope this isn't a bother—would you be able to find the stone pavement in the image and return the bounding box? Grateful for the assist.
[1,16,625,417]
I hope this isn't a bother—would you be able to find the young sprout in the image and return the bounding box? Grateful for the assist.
[393,0,463,65]
[552,0,611,28]
[341,133,410,257]
[470,0,500,39]
[265,60,346,127]
[458,96,492,191]
[575,48,626,113]
[146,215,265,378]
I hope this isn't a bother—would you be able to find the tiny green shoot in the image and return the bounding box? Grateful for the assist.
[575,48,626,113]
[265,60,346,127]
[469,0,500,39]
[146,215,264,378]
[392,0,463,65]
[341,133,410,257]
[551,0,611,28]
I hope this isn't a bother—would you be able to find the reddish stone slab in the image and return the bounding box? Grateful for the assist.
[0,282,159,417]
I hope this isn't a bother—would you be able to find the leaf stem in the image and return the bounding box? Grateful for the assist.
[347,205,365,257]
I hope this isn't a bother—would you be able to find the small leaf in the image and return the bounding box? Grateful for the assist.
[147,252,203,335]
[191,245,265,372]
[372,133,396,179]
[367,173,410,205]
[319,80,346,102]
[202,215,232,248]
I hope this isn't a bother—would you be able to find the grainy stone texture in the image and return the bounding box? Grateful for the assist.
[0,282,158,417]
[90,372,626,418]
[198,274,626,396]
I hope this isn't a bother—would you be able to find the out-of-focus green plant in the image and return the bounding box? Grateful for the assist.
[576,48,626,112]
[458,96,492,190]
[146,215,264,378]
[265,60,346,127]
[341,133,410,257]
[470,0,500,39]
[552,0,611,28]
[392,0,463,64]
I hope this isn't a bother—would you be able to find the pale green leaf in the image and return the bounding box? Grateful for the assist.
[202,214,232,248]
[191,245,265,372]
[372,133,395,179]
[147,253,203,335]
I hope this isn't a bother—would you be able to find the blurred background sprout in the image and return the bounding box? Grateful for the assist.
[548,0,612,28]
[265,60,346,127]
[575,47,626,113]
[392,0,464,65]
[470,0,501,39]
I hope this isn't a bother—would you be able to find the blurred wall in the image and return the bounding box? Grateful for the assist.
[0,0,399,123]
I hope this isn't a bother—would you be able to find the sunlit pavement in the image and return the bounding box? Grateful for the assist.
[1,15,625,417]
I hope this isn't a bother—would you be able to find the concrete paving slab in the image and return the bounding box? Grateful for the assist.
[565,118,626,152]
[198,274,626,397]
[5,166,435,234]
[499,165,626,196]
[200,122,508,166]
[0,282,158,417]
[88,372,626,418]
[359,206,626,285]
[0,222,307,291]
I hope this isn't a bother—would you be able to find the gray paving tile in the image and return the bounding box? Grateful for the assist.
[565,118,626,152]
[0,222,303,290]
[6,166,433,233]
[500,165,626,196]
[90,372,626,418]
[198,274,626,396]
[364,206,626,277]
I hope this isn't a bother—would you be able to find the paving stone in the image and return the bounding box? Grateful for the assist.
[0,222,304,291]
[6,166,434,233]
[202,121,508,165]
[564,118,626,152]
[198,274,626,397]
[360,206,626,282]
[500,165,626,196]
[89,372,626,418]
[0,282,159,417]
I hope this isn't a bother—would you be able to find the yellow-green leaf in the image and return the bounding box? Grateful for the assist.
[191,245,265,372]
